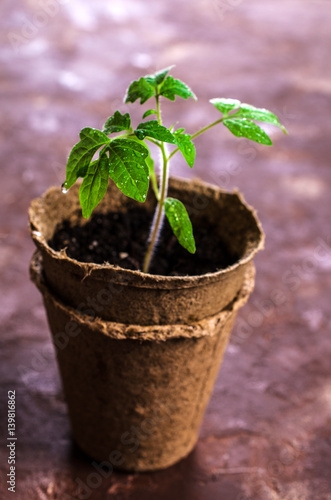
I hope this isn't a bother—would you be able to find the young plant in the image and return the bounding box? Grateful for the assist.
[62,66,287,273]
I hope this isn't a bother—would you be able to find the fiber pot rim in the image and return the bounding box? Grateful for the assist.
[30,249,255,342]
[29,177,264,290]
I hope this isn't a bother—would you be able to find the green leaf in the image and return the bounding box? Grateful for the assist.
[127,135,155,171]
[127,135,158,198]
[173,129,196,168]
[142,109,157,119]
[103,111,131,134]
[79,153,110,219]
[210,98,241,114]
[234,104,288,134]
[108,138,149,202]
[65,128,110,189]
[159,76,197,101]
[223,118,273,145]
[134,120,176,143]
[125,77,155,104]
[145,66,175,87]
[164,197,196,254]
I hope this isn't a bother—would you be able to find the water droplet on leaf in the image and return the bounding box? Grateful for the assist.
[61,182,68,194]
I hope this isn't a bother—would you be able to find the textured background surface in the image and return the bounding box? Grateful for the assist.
[1,0,331,498]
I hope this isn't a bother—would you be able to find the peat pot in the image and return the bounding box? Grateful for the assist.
[29,177,264,470]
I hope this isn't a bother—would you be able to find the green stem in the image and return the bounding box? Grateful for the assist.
[168,116,225,161]
[143,94,169,273]
[142,108,226,273]
[110,128,135,140]
[191,116,225,140]
[145,137,161,148]
[149,160,160,201]
[140,139,160,201]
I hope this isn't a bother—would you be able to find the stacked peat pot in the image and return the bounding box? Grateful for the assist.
[29,177,264,471]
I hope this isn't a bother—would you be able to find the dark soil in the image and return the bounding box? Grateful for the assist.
[48,207,236,276]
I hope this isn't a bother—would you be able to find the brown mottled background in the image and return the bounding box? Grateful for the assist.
[1,0,331,499]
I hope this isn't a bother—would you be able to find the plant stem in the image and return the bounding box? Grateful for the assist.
[168,116,225,161]
[142,111,226,273]
[149,163,160,201]
[142,94,169,273]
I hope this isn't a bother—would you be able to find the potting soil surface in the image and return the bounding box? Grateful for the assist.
[49,208,236,275]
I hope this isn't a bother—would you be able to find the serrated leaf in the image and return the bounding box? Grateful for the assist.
[234,104,288,133]
[173,129,196,168]
[127,135,158,197]
[108,139,149,202]
[223,118,273,145]
[142,109,157,119]
[125,77,155,104]
[65,128,110,189]
[210,98,241,114]
[159,76,197,101]
[134,120,176,144]
[79,153,110,219]
[126,135,154,172]
[103,111,131,134]
[164,197,196,254]
[144,66,175,87]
